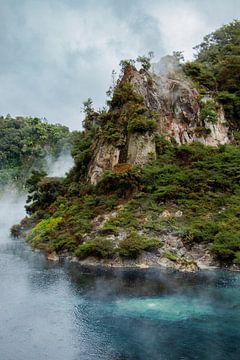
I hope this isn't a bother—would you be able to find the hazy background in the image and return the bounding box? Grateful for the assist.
[0,0,239,129]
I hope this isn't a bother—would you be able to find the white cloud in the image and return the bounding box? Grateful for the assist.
[0,1,145,129]
[0,0,238,129]
[147,1,212,59]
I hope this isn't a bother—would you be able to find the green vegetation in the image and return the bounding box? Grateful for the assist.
[0,115,71,187]
[25,138,240,265]
[118,232,160,258]
[200,99,218,124]
[25,171,63,215]
[128,111,157,134]
[163,252,178,262]
[75,238,115,259]
[183,20,240,128]
[27,216,63,250]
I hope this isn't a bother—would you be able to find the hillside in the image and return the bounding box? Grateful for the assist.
[17,21,240,271]
[0,115,71,187]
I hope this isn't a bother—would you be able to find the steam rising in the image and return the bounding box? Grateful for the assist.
[0,150,74,241]
[0,188,26,240]
[45,150,74,177]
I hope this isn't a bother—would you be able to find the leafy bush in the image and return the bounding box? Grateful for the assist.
[211,230,240,261]
[52,238,78,252]
[128,115,157,133]
[233,252,240,264]
[110,82,143,108]
[118,231,160,258]
[75,238,115,259]
[200,100,218,124]
[97,169,140,197]
[27,216,62,249]
[163,252,178,262]
[101,119,121,142]
[25,174,63,215]
[67,128,95,183]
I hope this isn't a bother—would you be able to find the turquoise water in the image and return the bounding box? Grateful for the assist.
[0,194,240,359]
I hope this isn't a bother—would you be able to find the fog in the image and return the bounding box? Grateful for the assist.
[45,150,74,177]
[0,149,74,242]
[0,0,239,129]
[0,187,26,240]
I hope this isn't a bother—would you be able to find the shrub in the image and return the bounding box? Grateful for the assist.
[101,120,121,142]
[155,135,175,157]
[27,216,62,248]
[99,223,119,235]
[97,169,140,196]
[211,230,240,260]
[233,252,240,264]
[200,100,218,124]
[128,115,157,133]
[110,83,143,108]
[118,231,160,258]
[75,237,115,259]
[10,224,22,238]
[163,252,178,262]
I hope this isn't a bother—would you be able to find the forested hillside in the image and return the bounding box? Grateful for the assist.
[184,20,240,129]
[0,115,71,187]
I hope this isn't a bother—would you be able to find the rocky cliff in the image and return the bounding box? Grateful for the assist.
[88,63,231,184]
[19,58,240,272]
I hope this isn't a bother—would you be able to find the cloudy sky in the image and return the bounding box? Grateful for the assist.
[0,0,239,130]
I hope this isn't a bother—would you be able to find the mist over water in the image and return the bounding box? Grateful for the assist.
[0,165,240,359]
[0,188,26,240]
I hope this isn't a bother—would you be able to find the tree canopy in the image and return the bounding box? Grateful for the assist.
[184,20,240,127]
[0,115,71,186]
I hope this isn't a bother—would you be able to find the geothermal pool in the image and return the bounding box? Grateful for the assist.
[0,192,239,360]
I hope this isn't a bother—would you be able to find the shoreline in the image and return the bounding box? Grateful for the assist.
[46,250,240,274]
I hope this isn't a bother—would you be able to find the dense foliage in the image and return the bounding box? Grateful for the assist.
[183,20,240,128]
[0,115,71,186]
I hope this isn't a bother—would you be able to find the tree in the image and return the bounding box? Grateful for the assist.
[136,51,154,71]
[119,59,136,75]
[106,69,117,98]
[172,51,184,62]
[183,20,240,127]
[81,98,98,131]
[25,170,62,215]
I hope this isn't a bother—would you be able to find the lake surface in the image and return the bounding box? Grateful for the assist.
[0,191,240,360]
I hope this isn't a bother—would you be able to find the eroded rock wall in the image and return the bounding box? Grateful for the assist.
[126,68,230,146]
[87,65,231,184]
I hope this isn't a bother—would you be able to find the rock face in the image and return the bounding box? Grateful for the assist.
[127,67,230,146]
[88,139,121,185]
[127,132,156,165]
[88,64,231,184]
